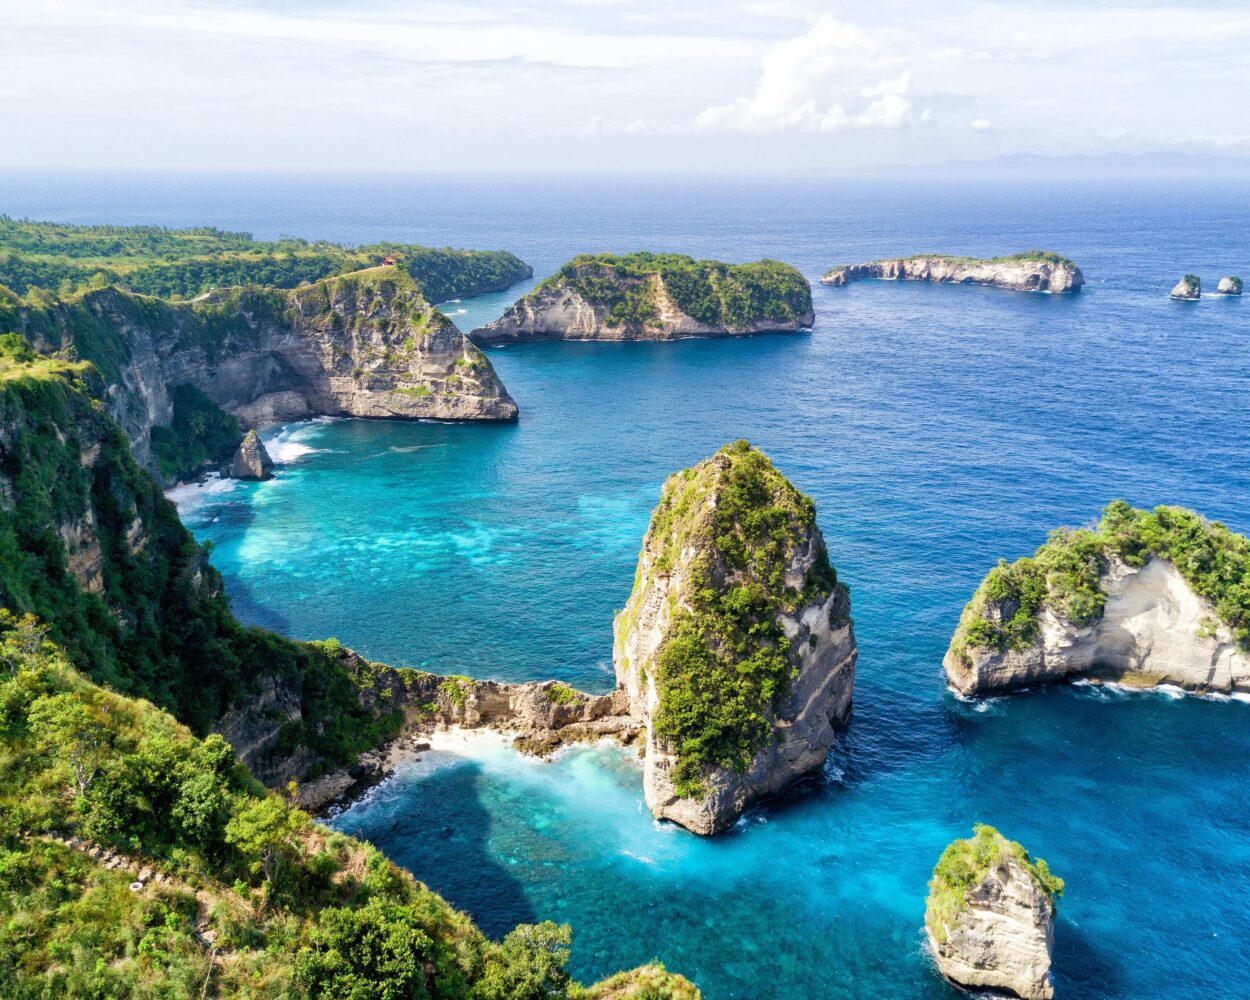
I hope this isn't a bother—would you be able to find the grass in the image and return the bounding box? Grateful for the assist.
[926,825,1063,944]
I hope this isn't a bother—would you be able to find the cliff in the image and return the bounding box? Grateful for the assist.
[945,501,1250,696]
[0,343,416,777]
[821,252,1084,293]
[926,825,1063,1000]
[612,440,856,835]
[3,266,516,476]
[1216,276,1242,296]
[1170,274,1201,300]
[473,252,814,343]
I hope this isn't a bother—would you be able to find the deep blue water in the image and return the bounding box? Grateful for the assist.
[5,172,1249,998]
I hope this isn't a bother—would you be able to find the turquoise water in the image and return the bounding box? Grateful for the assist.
[10,173,1249,997]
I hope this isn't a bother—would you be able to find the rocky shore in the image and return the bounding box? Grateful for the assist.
[822,253,1084,293]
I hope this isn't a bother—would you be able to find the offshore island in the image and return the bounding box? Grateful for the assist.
[822,251,1084,293]
[472,252,815,343]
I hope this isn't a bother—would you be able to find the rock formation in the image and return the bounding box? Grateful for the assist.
[1170,274,1201,300]
[945,501,1250,696]
[926,825,1062,1000]
[1217,276,1243,296]
[612,440,856,835]
[10,266,517,474]
[821,253,1084,293]
[229,429,274,480]
[473,252,814,344]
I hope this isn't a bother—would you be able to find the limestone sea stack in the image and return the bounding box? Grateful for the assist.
[821,252,1084,293]
[472,252,814,344]
[612,440,856,835]
[1170,274,1201,300]
[944,501,1250,697]
[926,825,1063,1000]
[1217,276,1243,296]
[229,429,274,480]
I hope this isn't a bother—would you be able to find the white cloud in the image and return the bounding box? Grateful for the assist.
[971,118,992,131]
[695,15,911,133]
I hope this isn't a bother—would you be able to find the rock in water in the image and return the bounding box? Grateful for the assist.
[1217,276,1243,296]
[944,501,1250,696]
[612,440,856,835]
[820,252,1084,293]
[229,429,274,480]
[1170,274,1201,299]
[473,252,814,343]
[926,825,1063,1000]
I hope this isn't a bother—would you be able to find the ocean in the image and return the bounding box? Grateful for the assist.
[6,170,1248,998]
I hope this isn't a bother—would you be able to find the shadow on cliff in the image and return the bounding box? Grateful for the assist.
[341,758,538,938]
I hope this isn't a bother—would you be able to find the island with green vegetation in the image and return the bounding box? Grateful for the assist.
[1170,273,1201,300]
[2,263,517,484]
[1216,276,1242,296]
[821,251,1084,293]
[612,440,857,835]
[0,336,699,998]
[472,252,815,343]
[926,825,1063,999]
[0,216,532,303]
[945,501,1250,696]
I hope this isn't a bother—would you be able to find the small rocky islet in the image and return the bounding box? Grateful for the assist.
[821,251,1085,293]
[926,826,1063,1000]
[472,251,815,343]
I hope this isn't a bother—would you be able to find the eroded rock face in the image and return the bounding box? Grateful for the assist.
[612,441,856,835]
[946,554,1250,696]
[926,827,1058,1000]
[229,430,273,480]
[1217,276,1243,296]
[473,258,814,344]
[822,255,1084,293]
[1170,274,1201,299]
[20,267,517,476]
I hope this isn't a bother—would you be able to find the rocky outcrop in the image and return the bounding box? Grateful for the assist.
[613,440,856,835]
[473,253,814,343]
[1170,274,1201,300]
[926,826,1061,1000]
[291,649,639,812]
[15,266,517,475]
[229,429,273,480]
[822,253,1084,293]
[1217,276,1243,296]
[945,502,1250,696]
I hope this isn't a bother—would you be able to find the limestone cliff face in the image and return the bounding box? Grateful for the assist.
[1216,276,1243,296]
[613,441,856,835]
[822,255,1084,293]
[473,255,814,344]
[926,827,1058,1000]
[19,267,517,474]
[946,554,1250,696]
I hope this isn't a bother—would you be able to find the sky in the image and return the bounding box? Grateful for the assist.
[3,0,1249,174]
